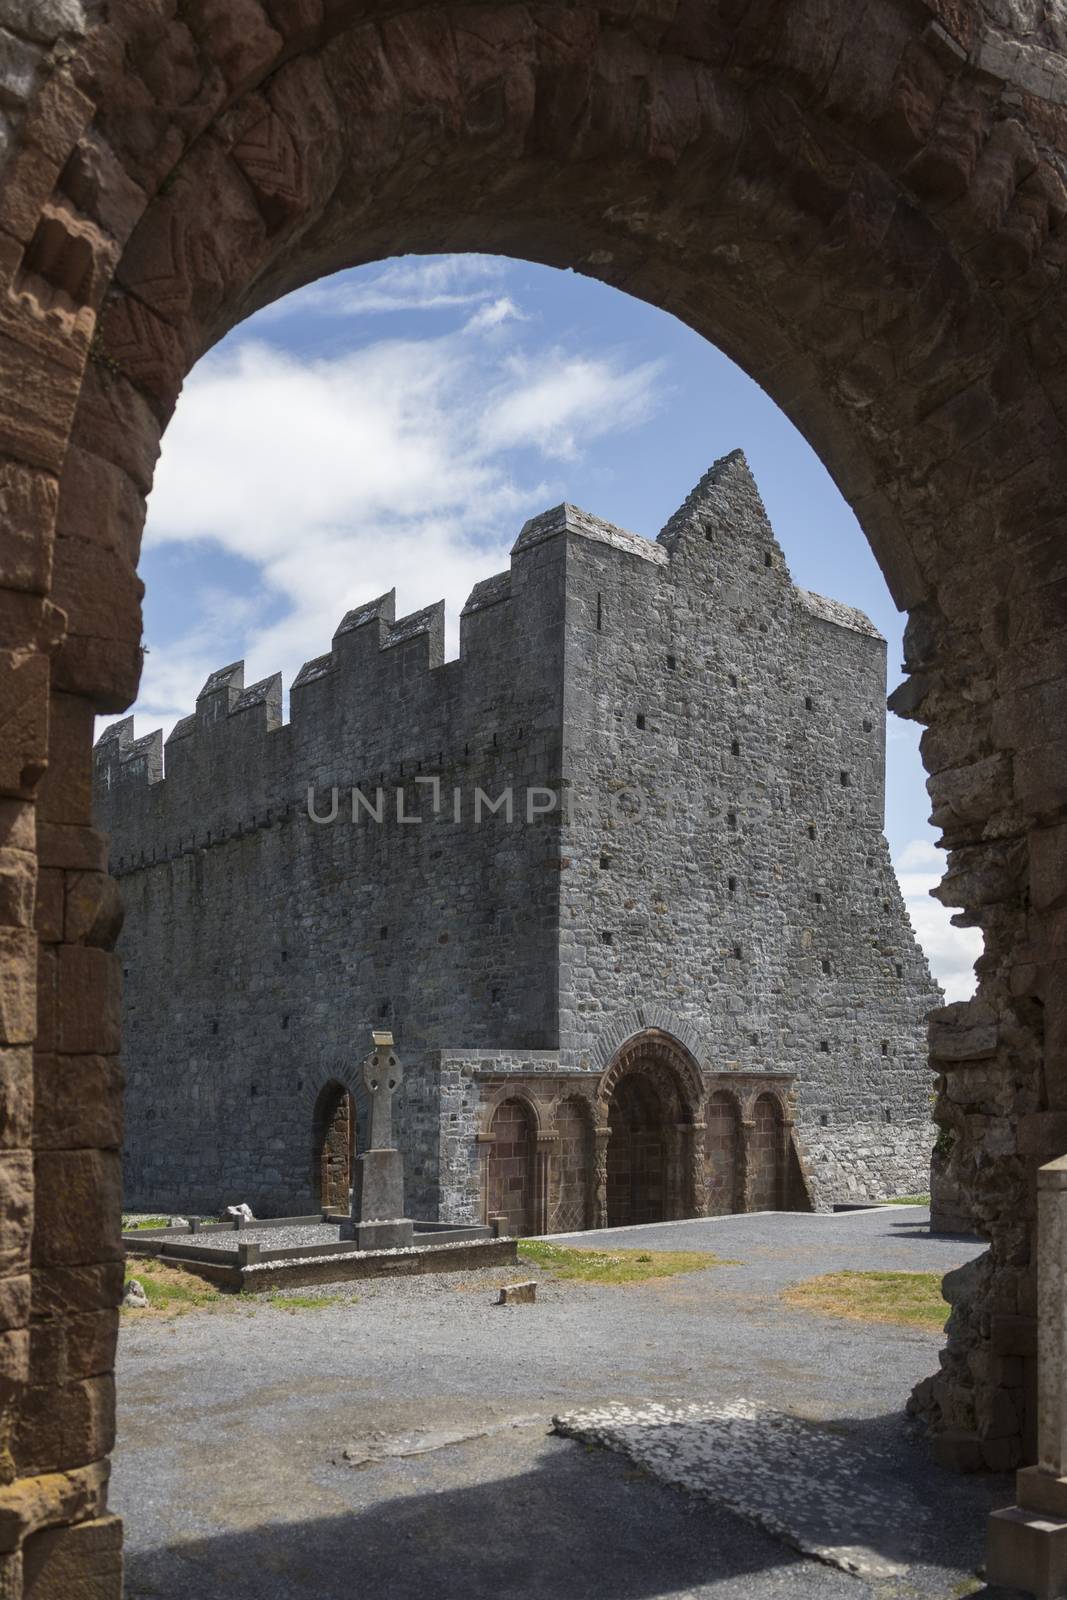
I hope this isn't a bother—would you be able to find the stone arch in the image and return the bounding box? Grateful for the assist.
[311,1079,355,1211]
[599,1031,703,1224]
[478,1082,544,1140]
[305,1062,371,1156]
[3,3,1065,1582]
[484,1096,537,1238]
[749,1092,787,1213]
[705,1089,743,1217]
[550,1093,595,1234]
[597,1030,704,1127]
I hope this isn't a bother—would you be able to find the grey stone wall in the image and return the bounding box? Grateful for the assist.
[555,452,940,1206]
[97,544,569,1216]
[96,449,940,1219]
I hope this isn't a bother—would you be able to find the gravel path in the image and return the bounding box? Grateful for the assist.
[115,1207,1027,1600]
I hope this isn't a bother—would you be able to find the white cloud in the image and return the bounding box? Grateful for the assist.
[482,351,663,461]
[893,837,982,1003]
[464,296,525,333]
[129,304,663,738]
[263,255,511,320]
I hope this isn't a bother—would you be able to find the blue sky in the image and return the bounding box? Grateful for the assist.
[125,253,978,999]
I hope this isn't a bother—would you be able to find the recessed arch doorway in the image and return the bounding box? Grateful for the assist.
[312,1081,356,1212]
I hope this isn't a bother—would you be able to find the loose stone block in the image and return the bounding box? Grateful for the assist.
[496,1280,537,1304]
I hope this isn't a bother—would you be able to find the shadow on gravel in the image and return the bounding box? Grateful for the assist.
[123,1434,867,1600]
[121,1413,1030,1600]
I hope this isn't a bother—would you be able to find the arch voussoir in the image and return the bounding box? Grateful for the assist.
[0,0,1064,1589]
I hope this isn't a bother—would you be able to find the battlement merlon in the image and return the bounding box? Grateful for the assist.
[795,588,883,642]
[512,503,668,567]
[94,720,162,790]
[91,459,886,804]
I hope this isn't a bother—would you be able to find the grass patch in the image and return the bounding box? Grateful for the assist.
[784,1270,946,1331]
[518,1241,733,1285]
[123,1256,223,1315]
[889,1193,930,1206]
[122,1216,172,1231]
[123,1258,345,1318]
[262,1292,341,1311]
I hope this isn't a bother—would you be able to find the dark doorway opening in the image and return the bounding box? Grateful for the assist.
[607,1072,666,1227]
[313,1083,355,1211]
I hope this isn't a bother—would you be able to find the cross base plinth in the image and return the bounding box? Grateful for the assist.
[347,1218,415,1250]
[341,1147,414,1251]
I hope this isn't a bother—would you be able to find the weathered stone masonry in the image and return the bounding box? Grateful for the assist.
[4,0,1067,1586]
[94,451,940,1226]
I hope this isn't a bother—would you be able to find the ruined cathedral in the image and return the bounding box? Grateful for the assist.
[94,451,940,1233]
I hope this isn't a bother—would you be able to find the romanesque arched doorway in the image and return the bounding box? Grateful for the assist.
[485,1098,536,1238]
[606,1073,667,1227]
[599,1031,702,1226]
[552,1096,593,1234]
[705,1091,741,1216]
[749,1093,785,1213]
[312,1082,355,1212]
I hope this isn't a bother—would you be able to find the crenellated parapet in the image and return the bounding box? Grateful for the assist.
[93,455,887,865]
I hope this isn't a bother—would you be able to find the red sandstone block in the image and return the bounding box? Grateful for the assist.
[20,1510,123,1599]
[62,131,148,246]
[0,1273,29,1332]
[71,367,162,496]
[55,946,120,1056]
[31,1148,122,1269]
[14,1371,116,1476]
[25,69,95,167]
[96,293,187,414]
[0,1327,28,1405]
[0,800,33,856]
[36,824,105,873]
[0,926,36,1045]
[0,330,82,474]
[0,139,65,244]
[37,692,94,828]
[183,0,283,91]
[0,648,49,798]
[34,868,63,943]
[0,1149,32,1276]
[0,458,57,596]
[29,1308,118,1387]
[0,849,36,931]
[264,0,323,42]
[57,445,146,568]
[33,1055,123,1151]
[30,1261,123,1319]
[0,1046,31,1148]
[64,873,123,949]
[49,537,144,712]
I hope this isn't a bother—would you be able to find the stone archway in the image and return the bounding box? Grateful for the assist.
[3,1,1067,1586]
[749,1093,785,1213]
[312,1081,354,1212]
[485,1097,536,1238]
[705,1090,742,1216]
[599,1031,702,1225]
